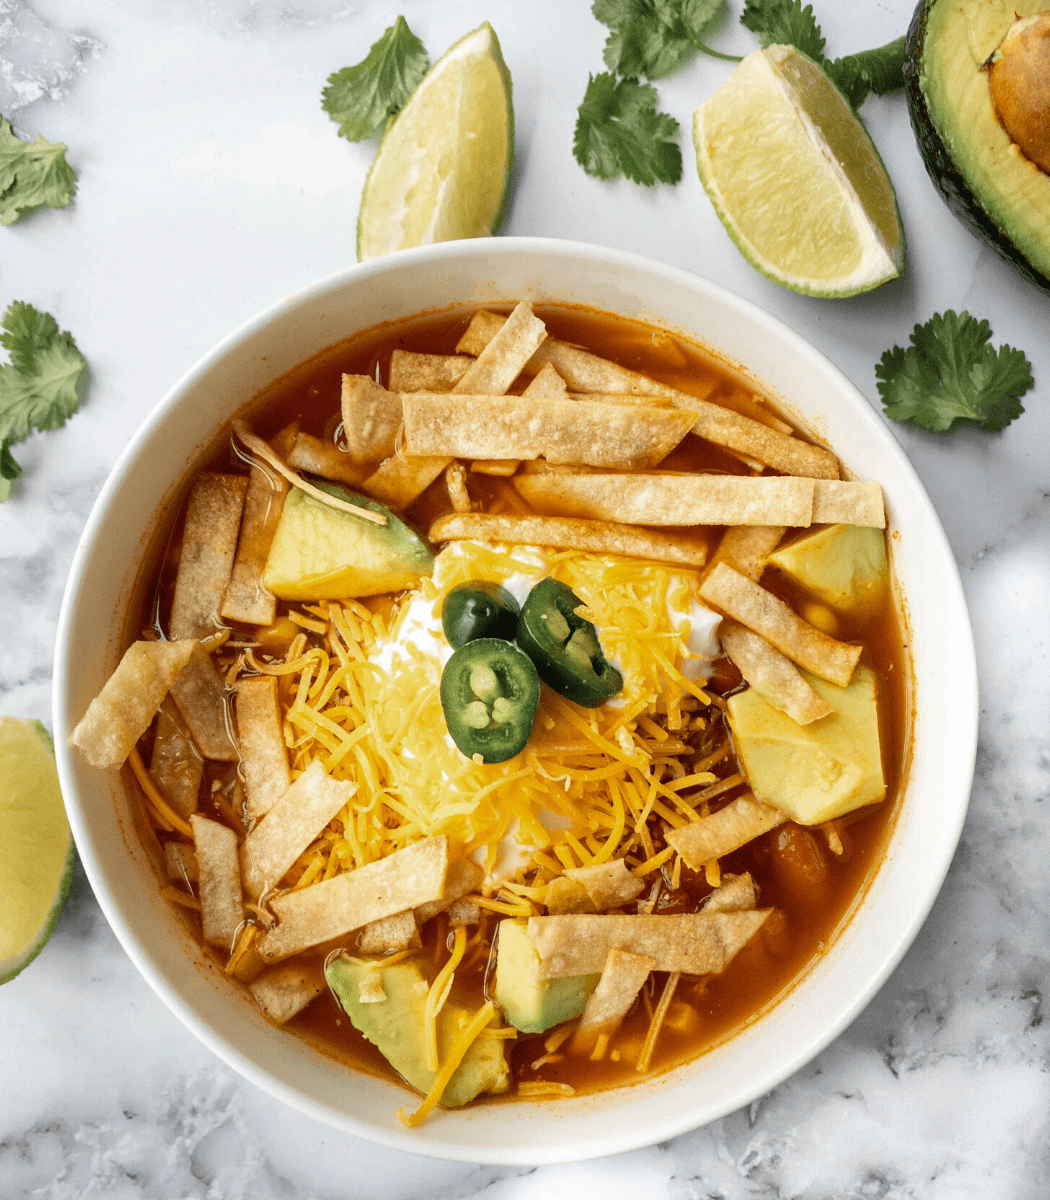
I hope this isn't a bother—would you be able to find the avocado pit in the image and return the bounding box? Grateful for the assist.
[988,10,1050,173]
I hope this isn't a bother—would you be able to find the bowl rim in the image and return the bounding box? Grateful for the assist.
[53,236,978,1164]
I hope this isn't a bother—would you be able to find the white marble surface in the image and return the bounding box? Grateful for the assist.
[2,0,1048,1193]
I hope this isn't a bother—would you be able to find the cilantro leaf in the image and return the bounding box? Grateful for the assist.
[0,116,77,226]
[322,16,429,142]
[740,0,824,59]
[0,302,87,497]
[595,0,728,80]
[875,311,1032,433]
[826,37,906,109]
[574,74,682,185]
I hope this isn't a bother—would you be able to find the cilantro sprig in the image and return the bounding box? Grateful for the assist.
[575,74,682,185]
[0,116,77,226]
[0,302,87,498]
[322,16,430,142]
[876,311,1032,433]
[596,0,735,81]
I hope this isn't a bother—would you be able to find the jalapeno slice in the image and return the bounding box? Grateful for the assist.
[516,578,623,708]
[441,581,520,649]
[440,638,541,763]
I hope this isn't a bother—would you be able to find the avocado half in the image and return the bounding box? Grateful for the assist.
[904,0,1050,292]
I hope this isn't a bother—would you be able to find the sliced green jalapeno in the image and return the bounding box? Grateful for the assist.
[516,578,623,708]
[441,581,520,649]
[440,638,541,763]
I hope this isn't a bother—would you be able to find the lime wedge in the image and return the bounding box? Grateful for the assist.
[357,22,514,261]
[693,46,904,297]
[0,716,74,984]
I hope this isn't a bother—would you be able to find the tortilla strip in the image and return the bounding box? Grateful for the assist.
[544,876,595,914]
[221,464,287,626]
[169,644,237,761]
[341,375,402,463]
[414,857,485,923]
[470,459,520,476]
[812,479,885,528]
[249,964,325,1024]
[356,910,420,954]
[513,473,816,527]
[258,835,449,961]
[458,311,838,478]
[699,563,862,686]
[527,910,771,978]
[720,621,834,725]
[451,301,547,396]
[389,350,471,393]
[170,473,248,640]
[708,525,786,582]
[428,513,707,567]
[235,676,291,821]
[286,432,372,488]
[522,362,567,397]
[576,948,653,1038]
[164,840,199,885]
[190,813,243,949]
[703,872,757,913]
[448,898,481,926]
[239,759,356,902]
[149,706,202,818]
[403,395,696,470]
[71,639,197,770]
[445,462,472,512]
[567,392,675,408]
[362,453,450,509]
[666,794,786,870]
[565,859,644,910]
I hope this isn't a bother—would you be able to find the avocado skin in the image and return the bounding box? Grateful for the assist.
[904,0,1050,293]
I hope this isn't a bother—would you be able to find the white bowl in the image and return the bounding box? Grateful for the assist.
[53,238,977,1165]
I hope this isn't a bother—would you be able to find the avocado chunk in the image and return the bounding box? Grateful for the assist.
[768,525,887,611]
[727,664,885,825]
[263,485,433,601]
[494,918,600,1034]
[905,0,1050,291]
[326,956,509,1107]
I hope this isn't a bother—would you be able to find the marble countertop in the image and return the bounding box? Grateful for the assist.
[3,0,1048,1194]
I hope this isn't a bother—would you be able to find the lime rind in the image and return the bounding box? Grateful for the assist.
[357,22,514,261]
[693,46,904,298]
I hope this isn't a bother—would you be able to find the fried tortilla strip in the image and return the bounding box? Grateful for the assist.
[190,813,243,950]
[451,300,547,396]
[812,479,885,528]
[221,464,287,626]
[169,644,237,761]
[341,375,402,463]
[575,948,653,1044]
[170,473,248,640]
[445,462,472,512]
[414,857,485,924]
[567,392,674,408]
[249,964,325,1024]
[239,759,356,902]
[522,362,568,397]
[545,876,594,914]
[699,563,862,686]
[71,639,197,770]
[470,459,520,476]
[164,840,199,885]
[258,835,449,962]
[565,859,645,910]
[356,910,421,954]
[513,473,815,527]
[703,872,757,913]
[286,432,372,488]
[362,452,451,509]
[429,512,707,567]
[403,395,696,470]
[720,621,834,725]
[666,794,786,870]
[235,676,291,821]
[708,525,786,582]
[149,706,202,818]
[389,350,471,393]
[528,910,771,978]
[458,311,838,478]
[448,898,481,926]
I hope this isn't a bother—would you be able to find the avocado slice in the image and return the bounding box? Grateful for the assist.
[263,485,433,601]
[905,0,1050,291]
[326,956,509,1107]
[768,525,887,612]
[494,918,600,1034]
[727,664,885,826]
